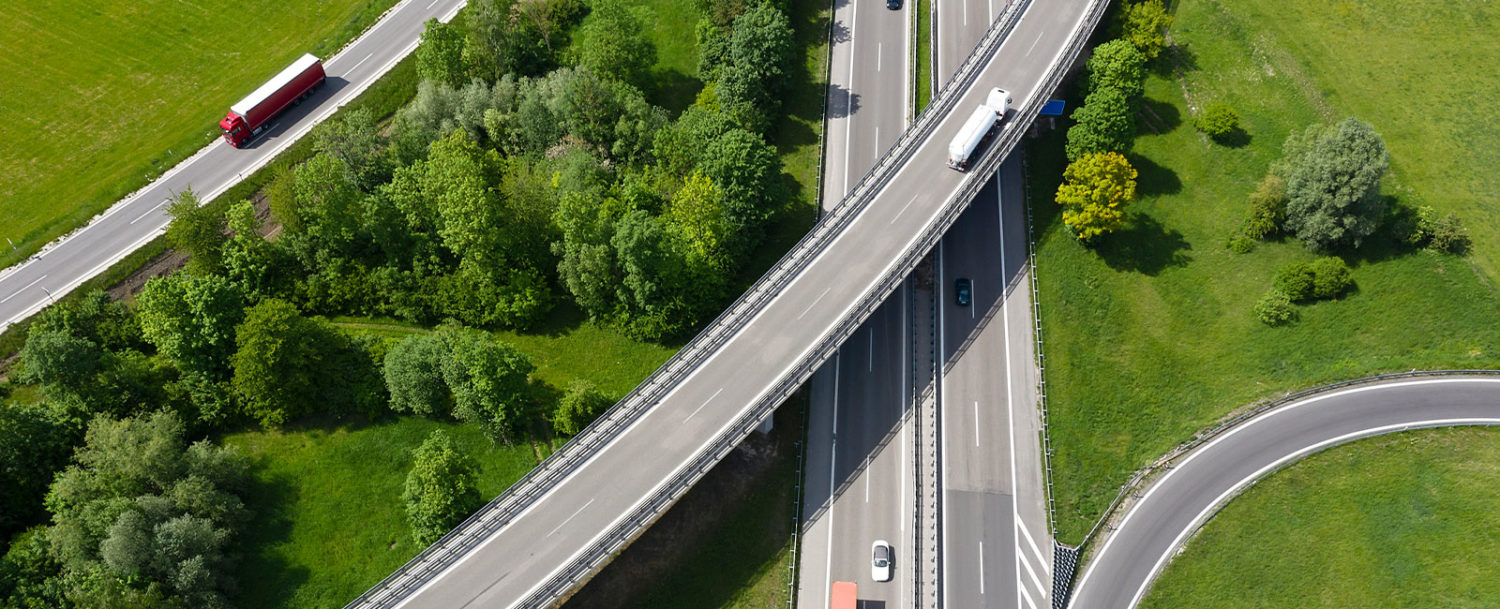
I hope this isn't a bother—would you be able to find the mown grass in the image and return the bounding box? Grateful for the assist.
[1037,0,1500,543]
[225,417,540,609]
[915,0,932,111]
[0,0,400,269]
[1140,427,1500,609]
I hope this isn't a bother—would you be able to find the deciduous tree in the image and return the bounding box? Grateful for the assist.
[1084,39,1146,100]
[1065,87,1134,161]
[164,190,224,276]
[1122,0,1173,61]
[1277,118,1389,251]
[403,430,482,545]
[1055,151,1137,241]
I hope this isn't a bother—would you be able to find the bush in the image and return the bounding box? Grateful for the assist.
[1308,257,1353,300]
[1225,233,1255,254]
[1405,205,1471,254]
[1253,289,1297,326]
[1241,174,1286,240]
[403,430,482,546]
[552,380,614,436]
[1277,118,1389,251]
[1273,262,1317,302]
[1195,102,1241,139]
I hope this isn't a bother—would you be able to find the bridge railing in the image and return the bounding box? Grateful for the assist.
[344,0,1108,604]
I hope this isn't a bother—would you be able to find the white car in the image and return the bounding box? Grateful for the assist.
[871,540,893,582]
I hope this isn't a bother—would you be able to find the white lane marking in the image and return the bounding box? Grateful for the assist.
[683,388,725,422]
[971,279,977,319]
[875,127,881,158]
[1019,543,1047,597]
[869,328,874,371]
[938,242,950,609]
[798,287,833,320]
[0,275,47,304]
[998,167,1026,609]
[900,282,909,538]
[546,499,595,538]
[963,0,968,26]
[890,196,918,224]
[1026,31,1044,56]
[865,455,871,502]
[974,401,980,447]
[825,353,841,609]
[978,541,985,594]
[427,0,441,9]
[129,198,171,225]
[1021,584,1041,609]
[1017,516,1050,575]
[1072,378,1500,604]
[349,53,374,72]
[841,0,860,199]
[878,42,883,72]
[1127,416,1500,609]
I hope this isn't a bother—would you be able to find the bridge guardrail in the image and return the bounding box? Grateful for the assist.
[345,0,1108,604]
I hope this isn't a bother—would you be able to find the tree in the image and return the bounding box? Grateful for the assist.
[403,430,482,545]
[552,380,613,436]
[1122,0,1173,61]
[714,2,795,127]
[18,326,100,399]
[0,526,67,608]
[700,128,783,248]
[1055,152,1137,242]
[44,411,247,609]
[164,190,224,275]
[416,19,468,87]
[313,107,389,192]
[292,152,365,261]
[1085,39,1146,100]
[1278,118,1389,251]
[1065,87,1134,161]
[663,171,733,271]
[652,106,736,176]
[29,289,142,353]
[552,191,626,318]
[0,406,72,540]
[1195,102,1241,140]
[384,333,452,417]
[231,299,322,428]
[576,0,656,88]
[437,325,536,442]
[135,274,245,380]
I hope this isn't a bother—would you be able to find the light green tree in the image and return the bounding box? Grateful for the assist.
[1055,151,1137,242]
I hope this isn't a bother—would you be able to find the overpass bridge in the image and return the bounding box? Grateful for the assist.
[347,0,1109,605]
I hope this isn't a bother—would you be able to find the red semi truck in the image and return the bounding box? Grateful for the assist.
[219,54,326,148]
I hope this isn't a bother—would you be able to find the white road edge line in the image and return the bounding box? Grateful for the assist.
[1071,377,1500,605]
[978,541,985,594]
[825,353,840,609]
[999,167,1026,609]
[546,498,595,538]
[0,275,46,305]
[974,401,980,447]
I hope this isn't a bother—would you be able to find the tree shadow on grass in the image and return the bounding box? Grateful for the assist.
[1153,42,1199,77]
[1129,153,1182,197]
[648,68,703,117]
[1209,127,1252,148]
[1137,97,1181,134]
[233,467,308,609]
[1095,214,1193,275]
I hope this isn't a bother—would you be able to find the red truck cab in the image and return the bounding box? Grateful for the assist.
[220,54,326,148]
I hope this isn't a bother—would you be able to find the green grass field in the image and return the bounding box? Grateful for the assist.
[1140,427,1500,609]
[225,417,539,609]
[1038,0,1500,543]
[0,0,398,268]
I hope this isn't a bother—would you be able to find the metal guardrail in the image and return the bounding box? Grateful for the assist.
[345,0,1109,605]
[1076,369,1500,550]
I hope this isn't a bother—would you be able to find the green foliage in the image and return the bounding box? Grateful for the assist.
[704,3,795,130]
[699,128,784,246]
[135,274,246,380]
[1277,118,1390,251]
[576,0,657,89]
[416,19,468,87]
[44,411,248,609]
[1195,102,1241,139]
[1085,39,1147,100]
[1122,0,1173,61]
[438,325,537,443]
[402,430,483,546]
[1065,87,1135,161]
[232,299,384,428]
[164,190,224,276]
[1055,151,1137,241]
[1253,289,1295,325]
[552,380,614,436]
[1308,257,1353,300]
[0,406,73,540]
[1403,205,1471,254]
[552,191,628,319]
[1241,174,1286,240]
[664,171,734,271]
[0,526,67,608]
[18,326,100,397]
[312,107,390,193]
[384,333,453,418]
[1272,262,1316,301]
[463,0,560,80]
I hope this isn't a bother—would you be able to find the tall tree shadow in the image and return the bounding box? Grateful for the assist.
[826,83,862,119]
[233,467,308,609]
[1096,214,1192,275]
[1137,97,1181,134]
[649,68,703,116]
[1129,153,1182,197]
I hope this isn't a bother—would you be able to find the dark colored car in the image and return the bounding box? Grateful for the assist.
[955,278,972,306]
[886,0,901,9]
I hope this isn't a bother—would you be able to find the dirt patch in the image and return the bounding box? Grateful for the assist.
[106,249,190,303]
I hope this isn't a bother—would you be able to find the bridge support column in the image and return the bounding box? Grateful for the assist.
[757,412,775,434]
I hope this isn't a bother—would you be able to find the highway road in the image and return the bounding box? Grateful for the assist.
[350,0,1107,604]
[1068,376,1500,609]
[0,0,464,329]
[800,0,917,605]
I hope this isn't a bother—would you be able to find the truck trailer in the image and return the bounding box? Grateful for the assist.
[830,581,857,609]
[219,54,326,148]
[946,87,1012,171]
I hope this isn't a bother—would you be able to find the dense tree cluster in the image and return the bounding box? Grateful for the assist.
[384,325,537,443]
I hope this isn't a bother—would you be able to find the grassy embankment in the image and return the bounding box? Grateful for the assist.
[227,0,831,605]
[0,0,401,269]
[1037,0,1500,543]
[1140,427,1500,608]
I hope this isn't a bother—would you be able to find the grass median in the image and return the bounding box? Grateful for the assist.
[1140,427,1500,609]
[1036,0,1500,543]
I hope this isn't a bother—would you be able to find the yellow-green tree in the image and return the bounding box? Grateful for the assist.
[1055,151,1137,242]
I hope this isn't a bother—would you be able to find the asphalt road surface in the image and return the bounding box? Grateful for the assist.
[938,158,1051,609]
[822,0,912,212]
[1069,376,1500,609]
[361,0,1101,604]
[0,0,465,329]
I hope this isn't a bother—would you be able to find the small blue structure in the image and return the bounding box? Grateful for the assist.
[1040,99,1067,116]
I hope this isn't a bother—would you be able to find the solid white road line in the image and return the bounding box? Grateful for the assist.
[974,401,981,447]
[878,42,883,72]
[971,279,977,319]
[1017,517,1050,575]
[901,282,909,537]
[546,499,595,538]
[683,388,725,422]
[0,275,46,305]
[997,168,1026,609]
[869,328,874,371]
[978,541,985,595]
[865,455,871,502]
[798,287,833,320]
[842,0,859,198]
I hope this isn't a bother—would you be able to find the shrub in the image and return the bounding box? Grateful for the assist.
[1308,257,1353,300]
[403,430,482,546]
[1195,102,1241,139]
[1225,234,1255,254]
[1273,262,1317,302]
[1254,289,1297,326]
[552,380,614,436]
[1241,174,1286,240]
[1406,205,1471,254]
